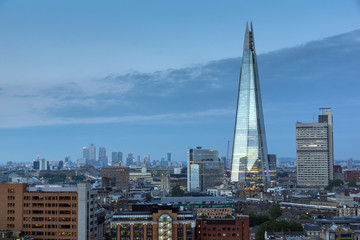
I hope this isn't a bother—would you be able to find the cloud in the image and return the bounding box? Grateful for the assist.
[0,29,359,128]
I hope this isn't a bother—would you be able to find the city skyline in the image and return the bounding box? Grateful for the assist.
[0,1,360,163]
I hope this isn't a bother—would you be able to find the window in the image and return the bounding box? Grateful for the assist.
[158,214,172,240]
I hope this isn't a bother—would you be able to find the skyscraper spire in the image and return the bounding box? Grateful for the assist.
[230,23,270,189]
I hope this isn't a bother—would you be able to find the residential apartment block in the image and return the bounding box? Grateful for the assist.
[0,183,98,240]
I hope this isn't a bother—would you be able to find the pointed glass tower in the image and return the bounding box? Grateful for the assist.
[230,23,270,189]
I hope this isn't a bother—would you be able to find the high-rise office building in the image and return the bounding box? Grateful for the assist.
[83,147,89,162]
[111,152,123,165]
[267,154,277,187]
[187,147,224,192]
[230,23,270,189]
[347,158,353,170]
[126,153,134,166]
[0,183,98,240]
[89,144,96,163]
[167,152,171,162]
[296,108,334,187]
[98,147,108,167]
[33,159,40,170]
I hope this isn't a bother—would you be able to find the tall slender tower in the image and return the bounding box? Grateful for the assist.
[231,23,270,189]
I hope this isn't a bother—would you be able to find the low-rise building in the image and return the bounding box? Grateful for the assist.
[111,204,196,239]
[196,216,249,240]
[326,224,354,240]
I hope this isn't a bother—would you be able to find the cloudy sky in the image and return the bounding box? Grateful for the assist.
[0,0,360,163]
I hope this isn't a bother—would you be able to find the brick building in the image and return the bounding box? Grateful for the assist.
[111,204,196,239]
[196,216,250,240]
[0,183,98,240]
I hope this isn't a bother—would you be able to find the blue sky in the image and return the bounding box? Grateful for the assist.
[0,0,359,163]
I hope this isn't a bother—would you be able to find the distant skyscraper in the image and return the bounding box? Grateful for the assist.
[33,159,40,170]
[112,151,123,165]
[296,108,334,187]
[82,147,89,162]
[98,147,108,167]
[267,154,277,187]
[64,155,70,163]
[230,23,270,189]
[167,152,171,162]
[112,152,118,163]
[187,147,224,192]
[89,144,96,162]
[137,155,141,165]
[126,153,134,166]
[347,158,353,170]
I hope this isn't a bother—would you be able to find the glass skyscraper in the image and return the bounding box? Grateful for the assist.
[230,23,270,189]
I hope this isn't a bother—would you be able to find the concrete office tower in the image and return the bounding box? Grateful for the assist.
[83,147,89,162]
[39,158,48,171]
[187,147,224,192]
[0,183,98,240]
[348,158,353,170]
[296,108,334,188]
[230,23,270,189]
[98,147,108,167]
[89,144,96,162]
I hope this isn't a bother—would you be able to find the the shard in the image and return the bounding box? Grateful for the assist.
[230,23,270,189]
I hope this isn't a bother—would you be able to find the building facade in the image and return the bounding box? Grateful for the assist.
[296,108,334,187]
[187,147,224,193]
[89,144,96,163]
[98,147,108,167]
[230,23,271,189]
[111,204,196,240]
[0,183,98,240]
[101,167,130,192]
[196,216,249,240]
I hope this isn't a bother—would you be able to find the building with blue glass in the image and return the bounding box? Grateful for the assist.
[230,23,271,189]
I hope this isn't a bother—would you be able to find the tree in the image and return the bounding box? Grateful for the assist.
[325,179,344,191]
[249,213,270,227]
[276,172,289,178]
[255,220,303,240]
[299,214,311,219]
[348,180,357,188]
[72,175,86,181]
[269,204,282,219]
[170,186,185,197]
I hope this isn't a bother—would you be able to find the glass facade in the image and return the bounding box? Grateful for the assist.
[231,23,270,188]
[187,148,224,192]
[158,214,172,240]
